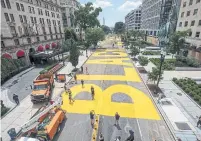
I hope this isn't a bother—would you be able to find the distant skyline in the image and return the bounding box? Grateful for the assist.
[79,0,142,27]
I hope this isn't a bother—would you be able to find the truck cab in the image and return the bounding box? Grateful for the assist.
[31,73,54,103]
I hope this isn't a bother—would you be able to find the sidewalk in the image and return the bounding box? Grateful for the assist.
[0,50,92,141]
[139,62,201,140]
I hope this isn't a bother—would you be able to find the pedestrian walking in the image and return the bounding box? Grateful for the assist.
[91,86,95,100]
[86,67,89,75]
[90,110,95,128]
[81,66,83,73]
[64,83,68,93]
[74,74,77,84]
[112,43,114,48]
[114,112,120,125]
[68,90,74,104]
[125,130,134,141]
[13,94,19,105]
[99,133,104,141]
[81,79,84,88]
[197,115,201,127]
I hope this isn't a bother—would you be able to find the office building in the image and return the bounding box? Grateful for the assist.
[60,0,83,39]
[141,0,162,45]
[1,0,64,64]
[176,0,201,61]
[125,6,141,31]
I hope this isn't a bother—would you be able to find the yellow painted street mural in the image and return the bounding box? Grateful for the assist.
[61,49,160,120]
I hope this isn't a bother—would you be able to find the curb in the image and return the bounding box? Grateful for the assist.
[126,49,177,141]
[171,81,201,109]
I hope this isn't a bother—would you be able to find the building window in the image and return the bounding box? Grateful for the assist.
[189,32,192,37]
[20,4,24,11]
[191,20,195,26]
[31,17,34,23]
[195,32,200,37]
[28,6,31,13]
[14,39,19,45]
[5,0,11,9]
[59,26,61,33]
[196,0,200,3]
[44,36,47,40]
[184,21,188,27]
[36,36,40,42]
[16,2,20,11]
[186,11,190,16]
[193,9,198,15]
[28,0,33,4]
[4,13,9,21]
[23,15,27,23]
[1,0,6,8]
[19,15,23,22]
[181,12,184,17]
[198,20,201,26]
[27,38,31,43]
[179,22,182,27]
[189,0,193,5]
[183,2,186,7]
[10,14,15,22]
[32,7,35,14]
[34,17,37,23]
[1,41,5,48]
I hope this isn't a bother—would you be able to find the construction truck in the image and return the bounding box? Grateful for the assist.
[10,98,65,141]
[31,73,54,103]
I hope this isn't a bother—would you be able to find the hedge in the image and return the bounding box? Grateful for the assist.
[173,78,201,106]
[142,51,161,55]
[1,58,28,84]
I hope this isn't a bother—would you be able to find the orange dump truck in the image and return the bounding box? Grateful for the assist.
[31,73,54,103]
[17,107,65,141]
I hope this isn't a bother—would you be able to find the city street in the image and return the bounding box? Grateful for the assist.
[56,44,174,141]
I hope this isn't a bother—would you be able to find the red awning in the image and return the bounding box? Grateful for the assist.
[16,50,25,57]
[51,42,57,48]
[38,45,44,52]
[45,44,50,49]
[2,53,12,59]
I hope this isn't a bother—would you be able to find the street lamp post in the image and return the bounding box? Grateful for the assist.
[156,50,165,86]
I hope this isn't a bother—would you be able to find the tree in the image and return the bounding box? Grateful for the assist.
[101,25,111,34]
[138,56,149,66]
[148,67,163,84]
[130,44,139,58]
[74,2,102,40]
[169,30,190,55]
[83,40,91,57]
[127,30,145,41]
[69,39,80,68]
[64,28,78,41]
[114,22,125,34]
[85,27,105,47]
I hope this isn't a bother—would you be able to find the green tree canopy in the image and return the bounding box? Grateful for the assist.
[85,27,105,47]
[130,44,140,57]
[69,39,80,68]
[74,2,102,40]
[138,56,149,66]
[64,28,78,41]
[148,67,163,84]
[169,30,190,55]
[101,25,111,34]
[127,30,145,41]
[114,22,125,34]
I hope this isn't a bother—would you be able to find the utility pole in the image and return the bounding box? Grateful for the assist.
[156,50,165,86]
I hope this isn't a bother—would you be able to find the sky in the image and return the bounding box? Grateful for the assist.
[79,0,142,27]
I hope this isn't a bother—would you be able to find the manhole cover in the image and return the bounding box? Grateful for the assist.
[161,100,172,105]
[175,122,192,130]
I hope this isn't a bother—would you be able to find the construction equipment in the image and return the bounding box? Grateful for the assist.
[15,97,65,141]
[31,73,54,103]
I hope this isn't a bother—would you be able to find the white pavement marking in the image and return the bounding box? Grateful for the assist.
[136,119,143,140]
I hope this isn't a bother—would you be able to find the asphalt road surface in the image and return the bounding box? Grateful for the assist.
[55,43,174,141]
